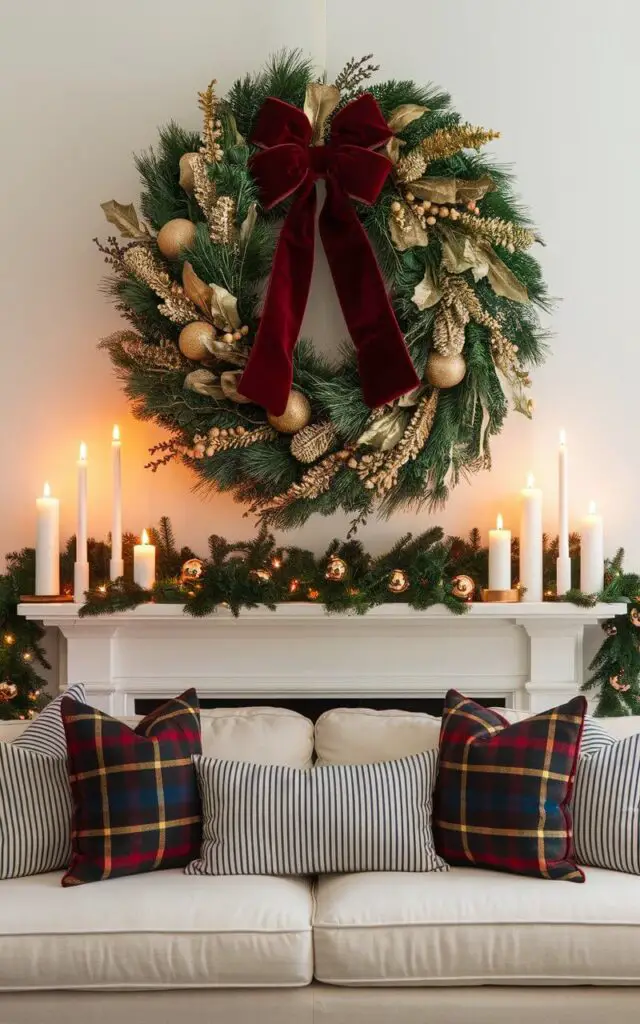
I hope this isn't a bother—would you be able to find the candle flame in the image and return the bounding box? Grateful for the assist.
[496,513,504,530]
[141,528,149,545]
[526,472,535,488]
[559,428,566,445]
[43,482,51,498]
[79,442,87,461]
[112,424,120,442]
[588,500,597,515]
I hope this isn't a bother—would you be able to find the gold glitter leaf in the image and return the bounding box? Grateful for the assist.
[210,284,241,331]
[412,266,443,310]
[220,370,252,404]
[100,200,150,239]
[184,369,224,398]
[182,262,213,316]
[304,83,341,144]
[387,104,429,132]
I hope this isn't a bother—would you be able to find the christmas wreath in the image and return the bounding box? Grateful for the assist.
[98,52,548,529]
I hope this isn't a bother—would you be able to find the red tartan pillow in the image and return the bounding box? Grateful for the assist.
[61,689,201,886]
[433,691,586,882]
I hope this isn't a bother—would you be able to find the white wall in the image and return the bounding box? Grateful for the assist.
[1,0,638,565]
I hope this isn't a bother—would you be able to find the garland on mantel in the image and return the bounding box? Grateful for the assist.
[2,519,640,718]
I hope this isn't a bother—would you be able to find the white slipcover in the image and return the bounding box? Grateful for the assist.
[313,866,640,985]
[0,869,314,990]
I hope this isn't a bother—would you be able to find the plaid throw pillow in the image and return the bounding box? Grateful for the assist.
[61,689,202,886]
[433,690,586,882]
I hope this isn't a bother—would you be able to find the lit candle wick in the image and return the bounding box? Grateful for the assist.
[79,442,87,462]
[496,513,503,530]
[141,528,150,545]
[559,428,566,446]
[588,500,597,516]
[526,472,535,489]
[112,424,121,443]
[43,482,51,498]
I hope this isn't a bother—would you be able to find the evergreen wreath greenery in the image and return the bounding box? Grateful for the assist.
[97,51,549,530]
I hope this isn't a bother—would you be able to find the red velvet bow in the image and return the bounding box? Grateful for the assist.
[238,93,420,415]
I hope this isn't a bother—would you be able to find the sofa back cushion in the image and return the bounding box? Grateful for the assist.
[315,707,441,765]
[1,704,314,768]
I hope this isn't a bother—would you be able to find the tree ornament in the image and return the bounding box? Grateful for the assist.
[267,391,312,434]
[610,674,630,692]
[388,568,410,594]
[156,218,197,259]
[630,607,640,628]
[249,568,272,582]
[602,620,618,636]
[426,351,467,388]
[452,574,476,601]
[325,555,348,582]
[180,558,204,584]
[179,322,215,361]
[0,682,18,702]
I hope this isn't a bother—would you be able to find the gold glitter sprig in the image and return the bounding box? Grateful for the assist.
[99,331,190,371]
[457,212,536,252]
[198,80,224,164]
[209,196,237,245]
[255,450,352,512]
[191,153,216,219]
[355,390,440,497]
[122,246,199,325]
[397,125,501,184]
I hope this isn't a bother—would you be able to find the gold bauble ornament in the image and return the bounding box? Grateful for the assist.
[267,391,312,434]
[179,321,216,361]
[425,352,467,389]
[178,153,198,193]
[156,218,197,259]
[630,608,640,628]
[325,555,347,582]
[388,568,410,594]
[0,682,17,703]
[180,558,204,584]
[451,574,476,601]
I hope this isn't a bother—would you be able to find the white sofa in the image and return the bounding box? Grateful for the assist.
[1,704,640,1024]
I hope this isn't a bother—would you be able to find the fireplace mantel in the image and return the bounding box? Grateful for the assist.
[19,602,623,716]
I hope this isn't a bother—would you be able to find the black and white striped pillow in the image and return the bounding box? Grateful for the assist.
[0,683,85,879]
[573,717,640,874]
[186,751,448,876]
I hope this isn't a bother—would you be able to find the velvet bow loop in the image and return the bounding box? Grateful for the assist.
[239,93,419,416]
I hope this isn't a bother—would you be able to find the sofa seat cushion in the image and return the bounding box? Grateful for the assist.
[0,869,313,990]
[313,867,640,986]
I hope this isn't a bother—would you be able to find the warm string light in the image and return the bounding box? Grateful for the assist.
[271,557,282,570]
[3,634,15,645]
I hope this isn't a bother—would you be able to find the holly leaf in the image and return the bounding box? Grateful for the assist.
[100,200,150,239]
[210,284,241,330]
[387,104,429,133]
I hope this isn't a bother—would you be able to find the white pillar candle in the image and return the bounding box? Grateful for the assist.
[556,429,572,595]
[35,482,60,596]
[110,425,124,580]
[519,473,543,602]
[133,529,156,590]
[74,442,89,601]
[580,501,604,594]
[488,514,511,590]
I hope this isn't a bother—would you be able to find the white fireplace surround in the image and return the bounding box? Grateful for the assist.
[18,602,624,716]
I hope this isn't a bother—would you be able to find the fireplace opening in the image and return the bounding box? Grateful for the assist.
[134,695,506,721]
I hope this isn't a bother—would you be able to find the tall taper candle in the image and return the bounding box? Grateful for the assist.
[556,429,572,595]
[110,425,124,580]
[134,529,156,590]
[580,501,604,594]
[519,473,543,602]
[489,514,511,590]
[35,483,60,595]
[74,442,89,601]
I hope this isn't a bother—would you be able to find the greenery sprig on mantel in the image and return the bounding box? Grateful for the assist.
[3,518,640,718]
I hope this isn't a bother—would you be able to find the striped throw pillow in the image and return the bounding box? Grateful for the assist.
[186,751,448,876]
[0,683,85,879]
[573,717,640,874]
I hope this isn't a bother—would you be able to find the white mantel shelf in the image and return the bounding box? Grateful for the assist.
[19,602,625,716]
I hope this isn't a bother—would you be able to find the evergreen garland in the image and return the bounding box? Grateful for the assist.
[97,51,549,530]
[3,522,639,718]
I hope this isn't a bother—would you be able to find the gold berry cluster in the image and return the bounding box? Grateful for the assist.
[402,193,481,229]
[220,325,250,346]
[191,425,248,458]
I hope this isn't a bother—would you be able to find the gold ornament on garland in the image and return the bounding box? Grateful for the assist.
[451,574,476,601]
[179,322,216,361]
[178,153,198,194]
[267,391,312,434]
[325,555,348,582]
[425,351,466,389]
[249,568,272,582]
[156,219,197,260]
[180,558,204,584]
[610,674,630,692]
[388,569,410,594]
